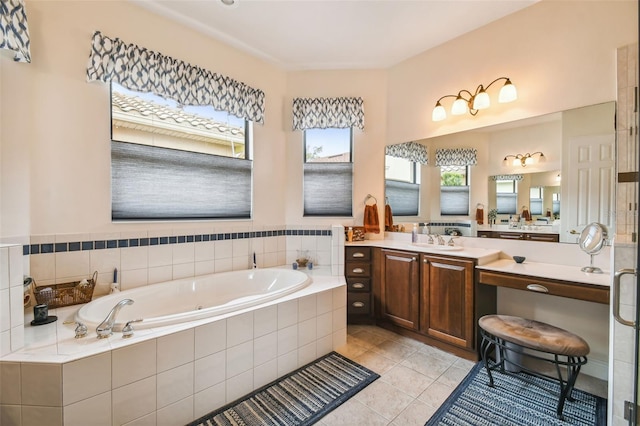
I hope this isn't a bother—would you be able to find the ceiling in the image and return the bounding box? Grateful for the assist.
[132,0,538,70]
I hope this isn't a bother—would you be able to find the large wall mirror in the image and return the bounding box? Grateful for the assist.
[385,101,616,244]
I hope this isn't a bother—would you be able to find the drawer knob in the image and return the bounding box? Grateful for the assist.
[352,252,365,258]
[352,268,364,274]
[526,284,549,293]
[352,283,365,289]
[352,301,365,308]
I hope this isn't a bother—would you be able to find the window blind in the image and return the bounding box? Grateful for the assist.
[440,186,470,216]
[303,162,352,216]
[385,180,419,216]
[112,141,252,220]
[497,193,517,214]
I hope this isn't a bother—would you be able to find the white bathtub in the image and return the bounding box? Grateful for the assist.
[76,268,311,330]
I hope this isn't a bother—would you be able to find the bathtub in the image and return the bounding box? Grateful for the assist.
[76,268,311,330]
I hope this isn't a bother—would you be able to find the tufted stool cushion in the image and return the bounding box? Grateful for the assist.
[478,314,590,357]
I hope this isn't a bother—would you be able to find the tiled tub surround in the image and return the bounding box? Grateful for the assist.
[25,227,340,296]
[0,245,25,357]
[0,268,347,426]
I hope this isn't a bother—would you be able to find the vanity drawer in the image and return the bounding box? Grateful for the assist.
[478,270,609,304]
[345,262,371,277]
[347,293,371,315]
[346,246,371,261]
[346,277,371,292]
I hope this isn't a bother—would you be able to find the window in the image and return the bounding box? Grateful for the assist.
[303,128,353,216]
[385,155,420,216]
[440,166,469,216]
[496,179,518,214]
[110,82,252,220]
[552,192,561,216]
[529,187,543,215]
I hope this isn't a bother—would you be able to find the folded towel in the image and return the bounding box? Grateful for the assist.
[364,204,380,234]
[384,203,394,231]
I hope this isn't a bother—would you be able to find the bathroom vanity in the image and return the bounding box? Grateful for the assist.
[345,238,609,361]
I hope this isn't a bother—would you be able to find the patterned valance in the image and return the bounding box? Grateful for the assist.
[385,142,428,164]
[292,97,364,130]
[86,31,265,124]
[0,0,31,63]
[490,174,524,181]
[435,148,477,167]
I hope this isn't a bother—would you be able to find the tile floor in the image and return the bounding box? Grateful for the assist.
[319,324,608,426]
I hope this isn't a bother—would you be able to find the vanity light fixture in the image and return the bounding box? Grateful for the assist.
[503,152,545,168]
[432,77,517,121]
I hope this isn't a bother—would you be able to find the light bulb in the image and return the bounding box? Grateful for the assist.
[432,103,446,121]
[499,80,517,103]
[451,96,468,115]
[472,90,490,110]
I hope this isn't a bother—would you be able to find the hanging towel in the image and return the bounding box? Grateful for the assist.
[364,204,380,234]
[384,203,394,231]
[522,207,531,221]
[475,206,484,225]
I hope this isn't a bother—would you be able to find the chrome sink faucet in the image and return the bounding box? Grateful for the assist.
[96,299,134,339]
[437,235,445,245]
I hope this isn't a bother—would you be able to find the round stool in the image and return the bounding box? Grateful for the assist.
[478,314,589,420]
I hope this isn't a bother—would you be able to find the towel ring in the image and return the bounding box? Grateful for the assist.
[365,194,378,205]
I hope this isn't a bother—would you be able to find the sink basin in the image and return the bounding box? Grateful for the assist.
[411,243,464,251]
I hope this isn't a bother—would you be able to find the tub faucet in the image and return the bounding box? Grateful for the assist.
[96,299,134,339]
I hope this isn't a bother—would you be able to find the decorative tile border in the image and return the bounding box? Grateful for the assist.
[23,229,332,256]
[424,222,472,228]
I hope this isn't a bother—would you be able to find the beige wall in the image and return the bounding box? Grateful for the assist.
[0,1,637,242]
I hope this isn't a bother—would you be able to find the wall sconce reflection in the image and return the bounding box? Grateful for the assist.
[503,152,545,167]
[432,77,517,121]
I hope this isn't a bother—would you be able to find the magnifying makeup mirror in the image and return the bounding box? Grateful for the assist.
[579,222,608,273]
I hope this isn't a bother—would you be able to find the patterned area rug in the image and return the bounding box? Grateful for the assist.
[187,351,379,426]
[426,363,607,426]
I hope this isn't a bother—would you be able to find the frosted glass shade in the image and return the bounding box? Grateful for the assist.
[451,97,468,115]
[472,90,490,110]
[499,81,518,103]
[432,104,446,121]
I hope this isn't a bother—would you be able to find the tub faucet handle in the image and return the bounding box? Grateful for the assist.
[122,319,143,339]
[64,320,88,339]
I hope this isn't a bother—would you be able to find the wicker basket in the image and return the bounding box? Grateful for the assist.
[34,271,97,309]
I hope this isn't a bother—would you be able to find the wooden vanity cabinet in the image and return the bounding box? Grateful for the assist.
[420,255,475,349]
[376,248,479,357]
[380,249,420,331]
[477,230,559,242]
[345,246,374,323]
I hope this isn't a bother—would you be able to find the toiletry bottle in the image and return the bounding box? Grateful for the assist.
[347,227,353,242]
[412,223,418,243]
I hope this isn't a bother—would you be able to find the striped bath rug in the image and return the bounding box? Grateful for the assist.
[426,362,607,426]
[187,351,379,426]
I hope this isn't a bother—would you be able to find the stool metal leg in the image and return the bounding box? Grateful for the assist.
[480,329,495,387]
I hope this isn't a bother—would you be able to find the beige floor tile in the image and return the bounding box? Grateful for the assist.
[355,379,414,420]
[353,350,398,374]
[417,381,455,408]
[385,333,428,350]
[453,357,476,372]
[401,351,454,379]
[364,326,399,340]
[391,399,438,426]
[436,365,470,388]
[335,341,368,359]
[321,398,389,426]
[370,339,418,362]
[348,330,388,349]
[382,364,435,397]
[418,344,460,363]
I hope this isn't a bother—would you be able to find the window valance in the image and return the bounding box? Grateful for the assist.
[0,0,31,63]
[385,141,428,165]
[292,97,364,130]
[490,174,524,181]
[86,31,265,124]
[435,148,477,167]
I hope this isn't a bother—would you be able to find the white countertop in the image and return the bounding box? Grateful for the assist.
[476,258,610,287]
[347,240,501,265]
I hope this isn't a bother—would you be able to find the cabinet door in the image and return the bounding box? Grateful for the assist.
[381,250,419,331]
[420,255,474,348]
